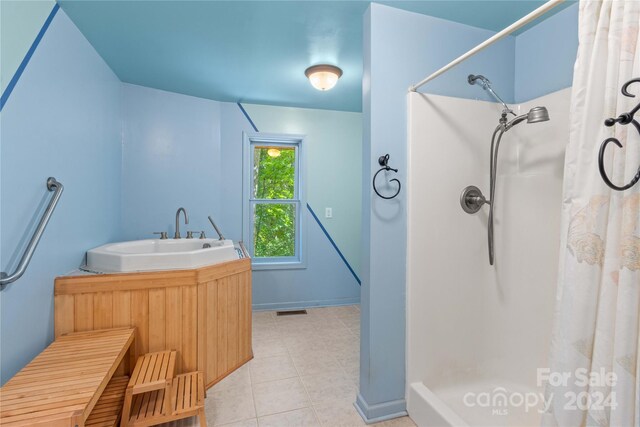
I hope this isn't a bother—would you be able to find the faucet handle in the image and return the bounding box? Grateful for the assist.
[153,231,168,240]
[199,231,206,239]
[186,231,203,239]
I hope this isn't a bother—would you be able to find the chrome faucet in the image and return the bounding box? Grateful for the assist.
[175,207,189,239]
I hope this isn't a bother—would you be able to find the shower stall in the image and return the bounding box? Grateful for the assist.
[406,84,571,426]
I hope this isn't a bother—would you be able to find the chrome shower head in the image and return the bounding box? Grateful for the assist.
[527,106,549,123]
[505,106,550,130]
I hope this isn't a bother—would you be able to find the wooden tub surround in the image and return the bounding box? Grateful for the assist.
[54,257,252,390]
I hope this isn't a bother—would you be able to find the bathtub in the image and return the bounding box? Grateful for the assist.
[86,238,238,273]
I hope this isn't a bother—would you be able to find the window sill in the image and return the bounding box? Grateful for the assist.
[251,260,307,271]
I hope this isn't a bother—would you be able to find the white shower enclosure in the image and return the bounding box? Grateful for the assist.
[406,88,571,426]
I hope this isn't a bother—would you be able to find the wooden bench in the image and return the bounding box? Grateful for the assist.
[0,328,135,427]
[86,376,130,427]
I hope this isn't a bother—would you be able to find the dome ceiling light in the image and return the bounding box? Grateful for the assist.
[267,148,281,157]
[305,64,343,91]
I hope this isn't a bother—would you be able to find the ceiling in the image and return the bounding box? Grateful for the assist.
[59,1,574,112]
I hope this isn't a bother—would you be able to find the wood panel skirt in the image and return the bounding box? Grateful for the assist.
[54,258,252,389]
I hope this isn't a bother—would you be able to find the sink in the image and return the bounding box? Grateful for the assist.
[86,239,238,273]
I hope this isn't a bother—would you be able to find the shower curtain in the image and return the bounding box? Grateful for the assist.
[544,1,640,427]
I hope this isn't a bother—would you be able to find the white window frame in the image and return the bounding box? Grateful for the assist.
[242,132,307,270]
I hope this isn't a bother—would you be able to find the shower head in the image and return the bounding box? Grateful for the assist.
[526,106,549,123]
[505,106,550,130]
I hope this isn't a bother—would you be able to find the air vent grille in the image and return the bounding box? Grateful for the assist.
[276,309,308,316]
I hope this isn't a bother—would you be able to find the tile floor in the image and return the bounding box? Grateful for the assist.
[168,305,415,427]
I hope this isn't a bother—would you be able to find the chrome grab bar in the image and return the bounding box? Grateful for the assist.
[0,177,64,289]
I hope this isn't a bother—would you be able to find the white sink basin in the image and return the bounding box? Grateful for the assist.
[86,239,238,273]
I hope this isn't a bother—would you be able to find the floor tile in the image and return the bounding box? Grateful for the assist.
[257,408,320,427]
[161,417,199,426]
[214,419,259,427]
[201,305,418,427]
[325,305,360,318]
[339,314,360,330]
[276,322,318,336]
[211,364,251,392]
[337,353,360,377]
[252,311,276,321]
[313,400,366,427]
[282,335,327,355]
[323,335,359,357]
[205,384,256,426]
[252,377,311,417]
[253,317,275,327]
[252,323,281,340]
[313,328,353,342]
[304,308,334,317]
[252,337,288,358]
[372,416,417,426]
[346,372,360,387]
[313,317,350,331]
[301,374,358,405]
[290,351,343,377]
[249,354,297,384]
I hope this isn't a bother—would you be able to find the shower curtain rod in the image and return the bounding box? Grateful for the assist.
[408,0,565,93]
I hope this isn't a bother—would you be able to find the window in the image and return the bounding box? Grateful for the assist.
[243,133,305,269]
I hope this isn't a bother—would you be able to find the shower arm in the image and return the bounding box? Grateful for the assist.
[468,75,515,117]
[485,86,516,117]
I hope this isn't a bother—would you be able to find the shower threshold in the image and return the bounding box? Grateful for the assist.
[408,379,544,427]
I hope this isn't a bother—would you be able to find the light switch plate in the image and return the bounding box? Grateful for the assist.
[325,207,333,218]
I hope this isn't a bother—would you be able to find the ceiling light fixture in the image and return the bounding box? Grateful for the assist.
[267,148,281,157]
[305,64,343,91]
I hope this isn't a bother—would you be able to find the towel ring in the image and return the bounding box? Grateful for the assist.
[598,78,640,191]
[373,154,401,200]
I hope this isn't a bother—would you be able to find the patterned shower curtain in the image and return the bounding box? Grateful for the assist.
[543,1,639,426]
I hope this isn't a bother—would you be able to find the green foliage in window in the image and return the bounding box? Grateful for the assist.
[253,147,296,257]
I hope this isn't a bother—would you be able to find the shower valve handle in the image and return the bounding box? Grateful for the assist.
[460,186,488,214]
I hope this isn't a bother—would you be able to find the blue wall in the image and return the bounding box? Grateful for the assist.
[219,102,361,310]
[0,0,56,96]
[121,83,222,239]
[515,3,579,102]
[119,88,361,310]
[358,2,579,423]
[0,9,122,383]
[242,104,363,275]
[358,3,516,422]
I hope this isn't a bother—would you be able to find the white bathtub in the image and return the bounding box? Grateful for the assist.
[86,238,238,273]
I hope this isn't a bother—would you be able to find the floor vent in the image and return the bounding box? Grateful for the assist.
[276,309,308,316]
